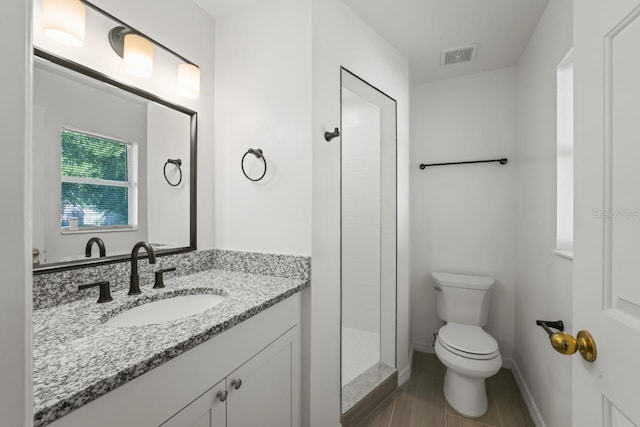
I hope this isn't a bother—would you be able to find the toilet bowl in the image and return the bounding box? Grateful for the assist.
[435,323,502,417]
[432,272,502,418]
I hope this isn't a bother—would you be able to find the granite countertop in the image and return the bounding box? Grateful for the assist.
[33,268,309,427]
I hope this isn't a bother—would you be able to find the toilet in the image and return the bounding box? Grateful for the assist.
[432,272,502,418]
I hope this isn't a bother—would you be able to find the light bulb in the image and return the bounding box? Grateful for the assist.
[124,33,153,79]
[42,0,86,48]
[178,63,200,99]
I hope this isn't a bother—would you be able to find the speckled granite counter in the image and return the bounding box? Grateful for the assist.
[33,268,309,427]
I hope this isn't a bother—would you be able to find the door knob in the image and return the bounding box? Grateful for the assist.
[216,390,228,402]
[231,378,242,390]
[549,330,597,362]
[536,320,597,362]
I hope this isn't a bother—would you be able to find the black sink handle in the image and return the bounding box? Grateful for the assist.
[78,281,113,304]
[153,267,177,289]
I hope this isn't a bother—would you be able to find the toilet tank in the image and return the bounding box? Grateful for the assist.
[432,272,495,326]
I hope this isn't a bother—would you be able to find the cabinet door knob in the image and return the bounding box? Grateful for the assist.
[216,390,228,402]
[231,379,242,390]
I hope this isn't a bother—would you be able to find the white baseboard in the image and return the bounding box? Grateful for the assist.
[398,363,411,385]
[501,356,513,369]
[510,360,546,427]
[401,340,434,384]
[412,340,435,354]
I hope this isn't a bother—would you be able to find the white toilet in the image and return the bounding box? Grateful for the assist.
[432,272,502,418]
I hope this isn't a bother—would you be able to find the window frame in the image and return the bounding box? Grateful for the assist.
[555,48,574,259]
[60,126,139,233]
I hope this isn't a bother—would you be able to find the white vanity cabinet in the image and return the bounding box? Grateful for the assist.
[49,293,301,427]
[160,327,297,427]
[160,379,227,427]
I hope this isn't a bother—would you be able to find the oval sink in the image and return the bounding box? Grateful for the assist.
[105,294,226,327]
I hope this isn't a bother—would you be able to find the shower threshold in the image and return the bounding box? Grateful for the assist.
[341,361,396,414]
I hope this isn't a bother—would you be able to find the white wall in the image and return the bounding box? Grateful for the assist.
[211,3,410,425]
[309,0,411,425]
[410,67,518,360]
[0,0,31,424]
[212,0,313,256]
[33,65,149,263]
[341,89,381,333]
[514,1,573,426]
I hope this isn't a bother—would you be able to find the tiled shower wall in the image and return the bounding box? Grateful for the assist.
[341,90,382,334]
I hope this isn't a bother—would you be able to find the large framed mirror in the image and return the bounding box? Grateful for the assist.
[32,48,197,272]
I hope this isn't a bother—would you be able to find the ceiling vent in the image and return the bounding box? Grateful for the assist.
[441,43,478,66]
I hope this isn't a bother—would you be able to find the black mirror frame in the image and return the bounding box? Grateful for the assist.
[33,48,197,274]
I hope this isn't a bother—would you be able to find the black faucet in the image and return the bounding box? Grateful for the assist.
[85,237,106,258]
[129,241,156,295]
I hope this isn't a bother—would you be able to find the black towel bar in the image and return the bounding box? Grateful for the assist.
[419,158,508,170]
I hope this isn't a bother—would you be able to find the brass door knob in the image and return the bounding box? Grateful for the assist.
[549,330,597,362]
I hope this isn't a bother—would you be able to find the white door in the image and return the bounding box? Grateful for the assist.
[574,1,640,425]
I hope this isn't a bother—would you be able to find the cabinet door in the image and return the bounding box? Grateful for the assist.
[226,331,295,427]
[160,379,226,427]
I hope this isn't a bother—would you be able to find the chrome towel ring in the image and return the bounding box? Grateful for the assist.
[163,158,182,187]
[241,148,267,182]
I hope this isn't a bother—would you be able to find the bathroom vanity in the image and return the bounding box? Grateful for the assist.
[30,3,308,425]
[33,268,306,427]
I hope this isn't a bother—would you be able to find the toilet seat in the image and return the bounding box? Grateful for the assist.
[438,323,499,360]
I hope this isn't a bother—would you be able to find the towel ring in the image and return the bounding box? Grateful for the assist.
[241,148,267,182]
[163,159,182,187]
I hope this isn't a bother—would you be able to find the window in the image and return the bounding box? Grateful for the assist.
[60,128,137,231]
[556,49,573,258]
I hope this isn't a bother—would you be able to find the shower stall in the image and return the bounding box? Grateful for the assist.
[340,68,397,416]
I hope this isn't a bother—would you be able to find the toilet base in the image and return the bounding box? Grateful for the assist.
[443,369,488,418]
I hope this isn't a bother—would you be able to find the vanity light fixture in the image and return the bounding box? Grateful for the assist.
[177,63,201,99]
[109,26,153,79]
[42,0,86,48]
[46,0,201,96]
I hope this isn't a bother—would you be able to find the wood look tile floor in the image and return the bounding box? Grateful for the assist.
[355,351,535,427]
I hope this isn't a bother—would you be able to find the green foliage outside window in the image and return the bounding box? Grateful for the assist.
[61,129,131,228]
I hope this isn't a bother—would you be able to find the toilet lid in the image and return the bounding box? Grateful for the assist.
[438,323,499,360]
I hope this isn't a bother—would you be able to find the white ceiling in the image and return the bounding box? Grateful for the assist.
[344,0,549,84]
[192,0,263,19]
[193,0,549,85]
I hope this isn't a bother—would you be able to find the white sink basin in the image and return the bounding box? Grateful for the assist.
[105,294,226,327]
